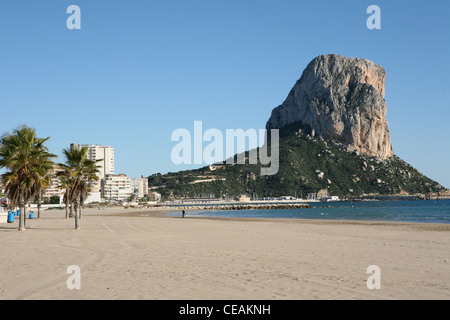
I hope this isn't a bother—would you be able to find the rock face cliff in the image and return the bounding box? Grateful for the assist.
[266,54,394,159]
[149,54,449,199]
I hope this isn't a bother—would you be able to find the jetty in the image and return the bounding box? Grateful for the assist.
[163,202,311,211]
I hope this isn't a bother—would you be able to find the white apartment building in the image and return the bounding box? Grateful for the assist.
[102,174,133,202]
[71,144,115,183]
[71,143,114,202]
[148,191,161,202]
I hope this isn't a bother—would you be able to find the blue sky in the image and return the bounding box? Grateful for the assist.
[0,0,449,188]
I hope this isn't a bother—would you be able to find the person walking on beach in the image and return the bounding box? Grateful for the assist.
[182,210,185,218]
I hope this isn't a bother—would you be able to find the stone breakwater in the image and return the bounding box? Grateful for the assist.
[164,203,312,211]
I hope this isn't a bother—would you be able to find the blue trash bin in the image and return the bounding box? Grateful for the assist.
[16,210,20,216]
[7,212,14,223]
[29,211,34,219]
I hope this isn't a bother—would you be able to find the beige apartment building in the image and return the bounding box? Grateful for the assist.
[136,175,148,199]
[102,174,133,202]
[42,165,66,203]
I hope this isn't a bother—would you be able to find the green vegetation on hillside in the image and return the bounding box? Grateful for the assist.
[148,124,446,200]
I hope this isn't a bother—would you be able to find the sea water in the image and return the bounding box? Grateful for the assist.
[166,199,450,224]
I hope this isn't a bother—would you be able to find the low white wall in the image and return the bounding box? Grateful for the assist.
[0,212,7,223]
[27,204,64,209]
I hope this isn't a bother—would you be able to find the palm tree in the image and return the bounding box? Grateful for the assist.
[0,126,56,231]
[59,145,100,229]
[35,170,53,219]
[57,174,72,219]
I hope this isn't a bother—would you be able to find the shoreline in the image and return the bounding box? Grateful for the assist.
[86,207,450,232]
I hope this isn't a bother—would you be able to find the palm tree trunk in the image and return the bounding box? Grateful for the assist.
[65,189,69,219]
[37,190,42,219]
[78,196,82,219]
[19,204,25,231]
[24,205,27,228]
[18,194,25,231]
[69,203,73,218]
[74,200,80,229]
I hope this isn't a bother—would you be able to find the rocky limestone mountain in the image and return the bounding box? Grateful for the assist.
[266,54,394,159]
[147,54,449,200]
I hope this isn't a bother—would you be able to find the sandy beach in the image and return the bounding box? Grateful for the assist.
[0,206,449,300]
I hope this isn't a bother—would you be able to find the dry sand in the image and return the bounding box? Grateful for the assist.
[0,206,449,300]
